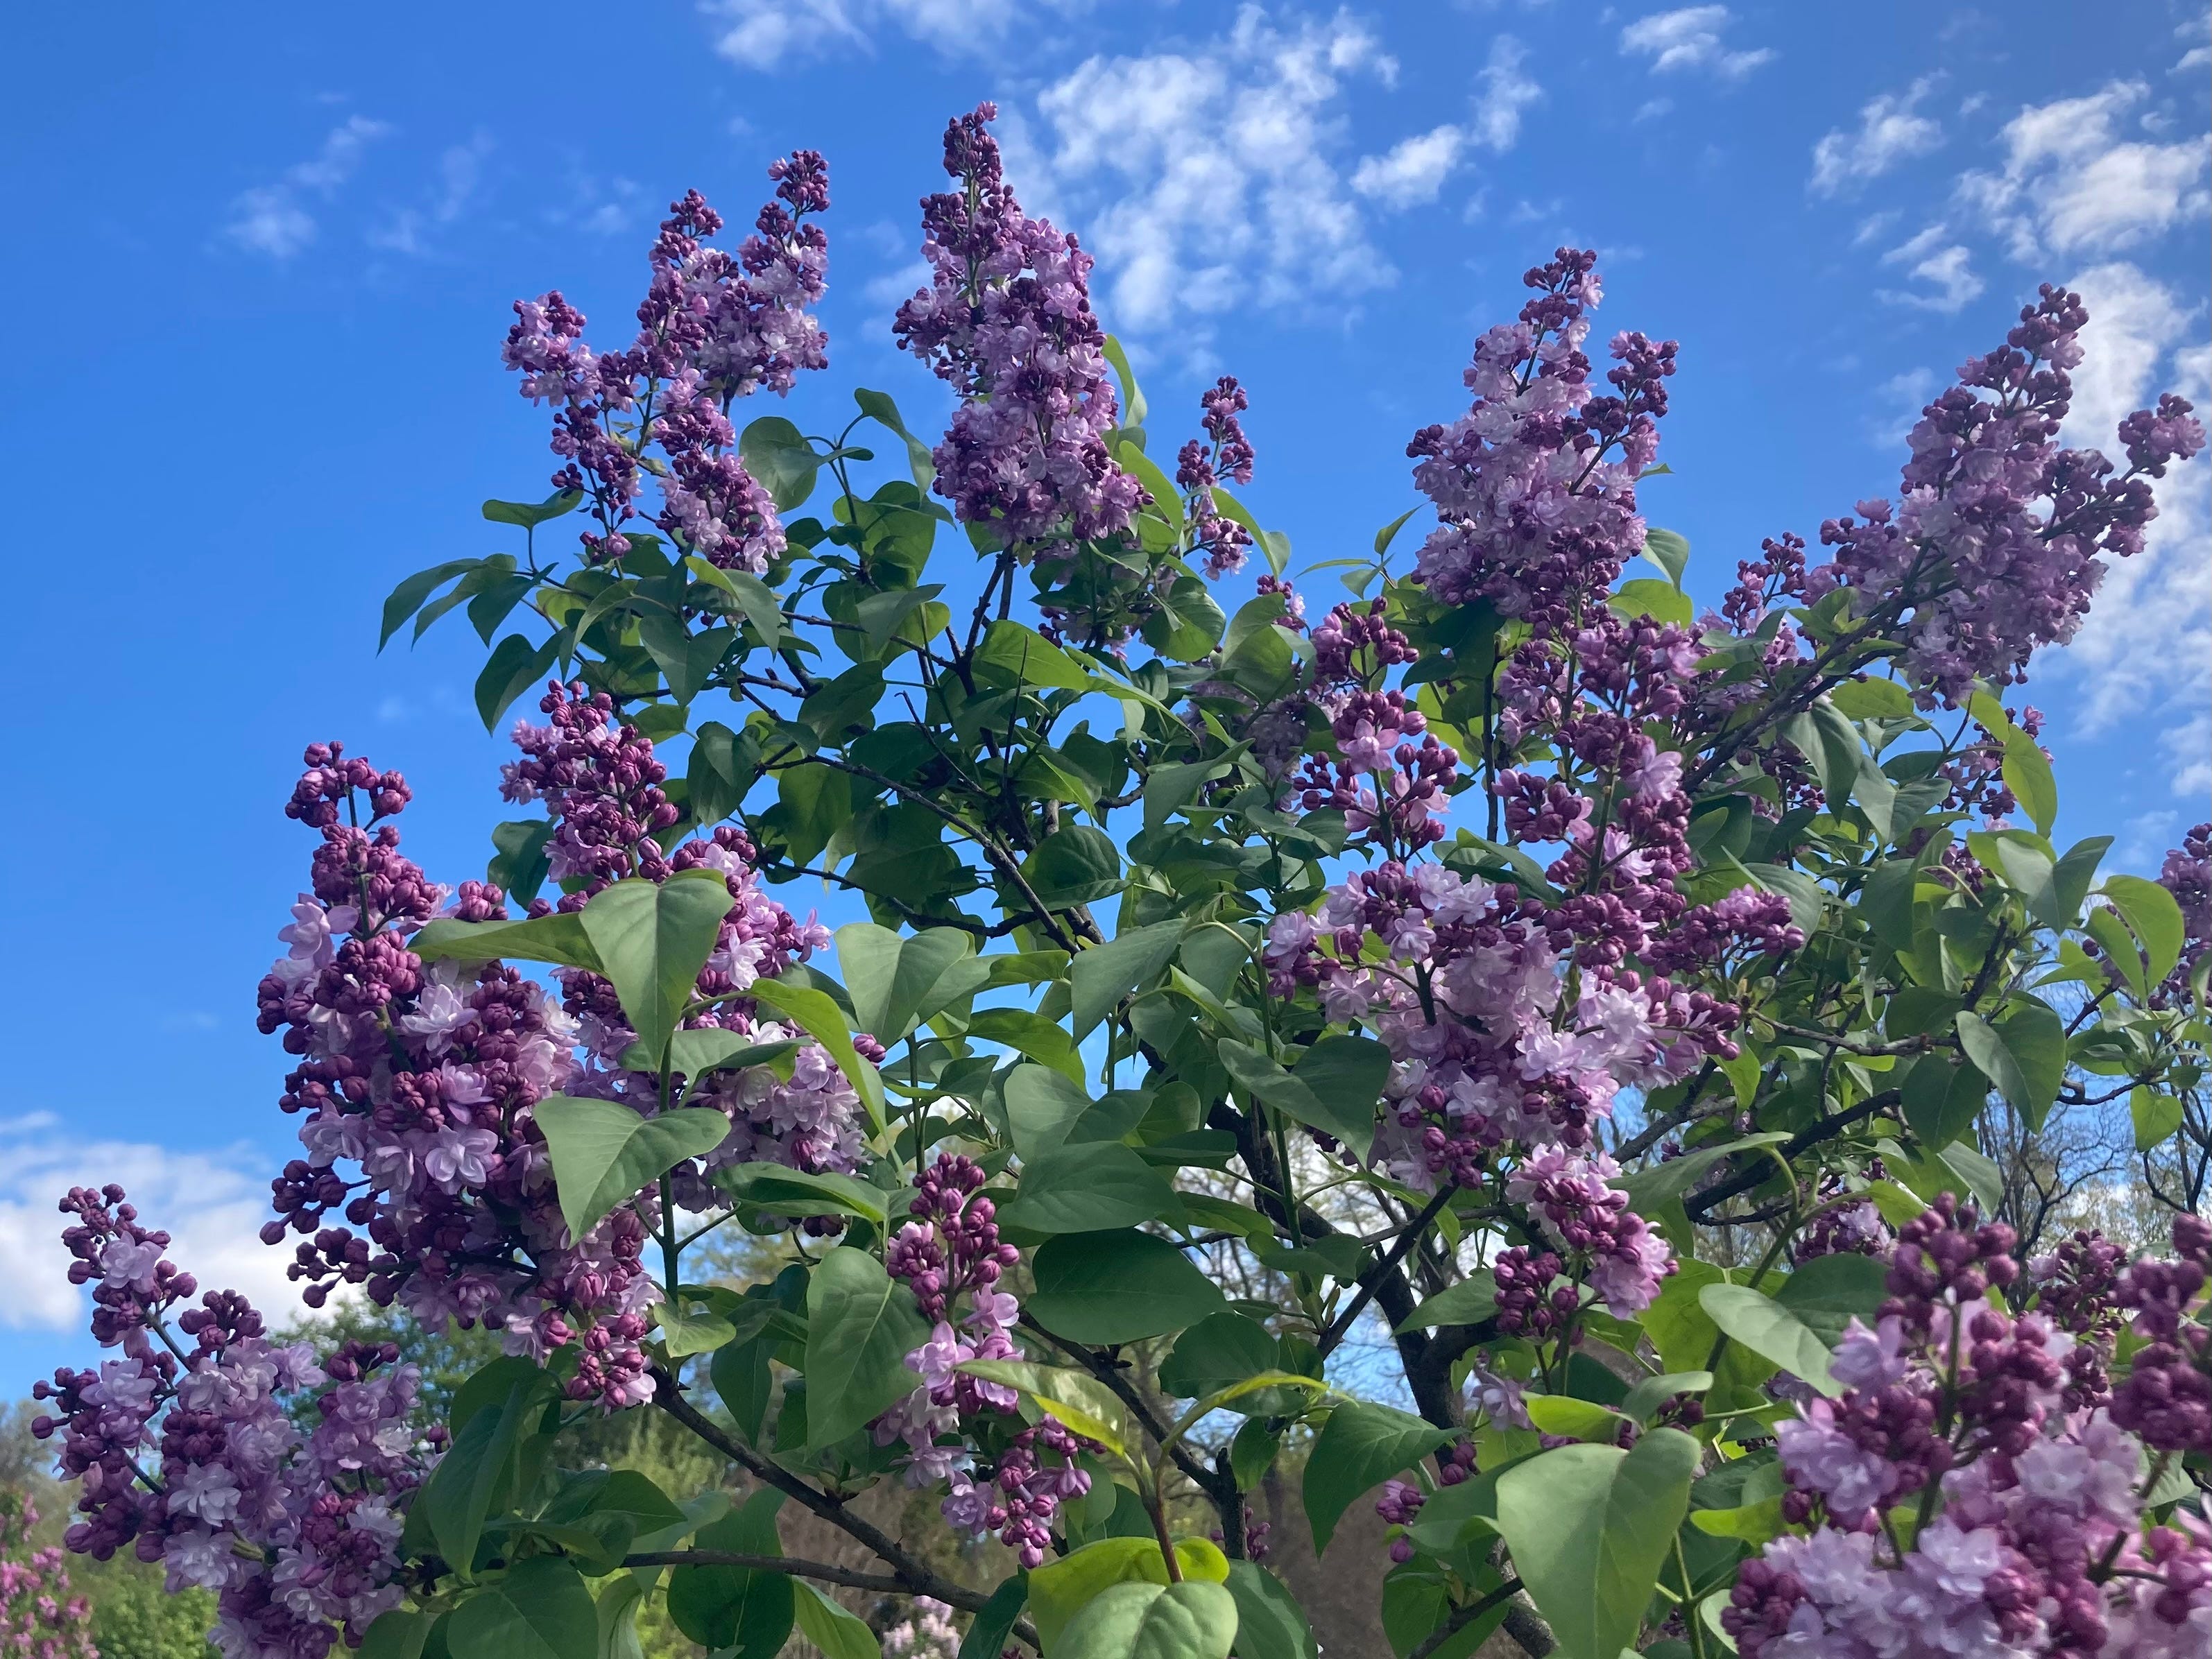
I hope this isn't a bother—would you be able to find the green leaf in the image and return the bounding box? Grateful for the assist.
[483,489,584,528]
[411,911,602,973]
[1000,1142,1180,1235]
[1222,1561,1315,1659]
[1860,859,1922,950]
[2132,1086,2184,1151]
[1493,1429,1699,1659]
[1102,335,1147,427]
[837,923,980,1043]
[1397,1269,1497,1333]
[667,1490,793,1653]
[957,1360,1137,1459]
[1957,1001,2064,1130]
[1290,1035,1391,1146]
[1699,1285,1840,1397]
[687,558,785,650]
[578,872,736,1064]
[449,1557,596,1659]
[2104,875,2186,985]
[1060,1579,1240,1659]
[1615,1133,1791,1215]
[1609,578,1693,629]
[959,1576,1030,1659]
[1072,920,1186,1038]
[1219,1040,1378,1153]
[1827,678,1915,721]
[717,1162,889,1226]
[739,415,821,513]
[1938,1140,2007,1215]
[359,1608,434,1659]
[1523,1395,1631,1442]
[794,1582,881,1659]
[2086,905,2150,997]
[966,1008,1086,1082]
[533,1097,731,1244]
[977,619,1092,691]
[1374,506,1421,558]
[803,1246,932,1448]
[1772,1252,1889,1348]
[1303,1400,1453,1554]
[1903,1052,1988,1150]
[1031,1538,1228,1651]
[1159,1312,1279,1402]
[487,819,555,906]
[2003,734,2057,836]
[381,559,480,650]
[667,1029,802,1083]
[748,977,886,1134]
[477,632,563,731]
[1028,1230,1226,1345]
[1641,526,1690,587]
[417,1373,552,1572]
[1024,824,1126,907]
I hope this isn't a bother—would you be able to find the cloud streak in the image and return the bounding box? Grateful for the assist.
[223,115,391,259]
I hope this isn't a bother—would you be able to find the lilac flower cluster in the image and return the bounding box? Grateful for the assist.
[875,1156,1090,1567]
[882,1596,960,1658]
[893,105,1143,562]
[1727,1200,2211,1658]
[1407,249,1675,627]
[1176,376,1258,578]
[30,1189,429,1659]
[2154,823,2211,1003]
[0,1493,95,1659]
[1378,1441,1474,1561]
[1759,286,2205,707]
[501,154,829,568]
[257,709,841,1409]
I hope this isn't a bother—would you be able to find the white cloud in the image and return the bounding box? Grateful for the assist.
[863,257,932,309]
[0,1116,306,1333]
[1618,6,1774,80]
[1010,8,1398,336]
[1810,77,1944,194]
[1471,34,1542,151]
[223,115,391,259]
[1353,125,1468,208]
[1349,33,1538,210]
[1959,81,2210,260]
[370,132,494,257]
[1876,223,1984,313]
[2176,15,2211,74]
[700,0,1081,67]
[2050,264,2210,796]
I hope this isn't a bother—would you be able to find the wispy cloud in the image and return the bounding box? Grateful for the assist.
[1618,6,1774,80]
[223,115,391,259]
[1470,35,1542,151]
[1007,8,1399,338]
[1958,81,2210,260]
[2050,262,2210,790]
[369,132,494,257]
[1354,125,1470,209]
[1810,77,1944,195]
[1876,223,1983,313]
[0,1116,305,1332]
[700,0,1084,69]
[1350,34,1539,211]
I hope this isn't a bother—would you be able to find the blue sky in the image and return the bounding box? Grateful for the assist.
[1,1,2205,1382]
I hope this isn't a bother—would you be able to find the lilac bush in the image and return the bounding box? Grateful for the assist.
[20,104,2211,1659]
